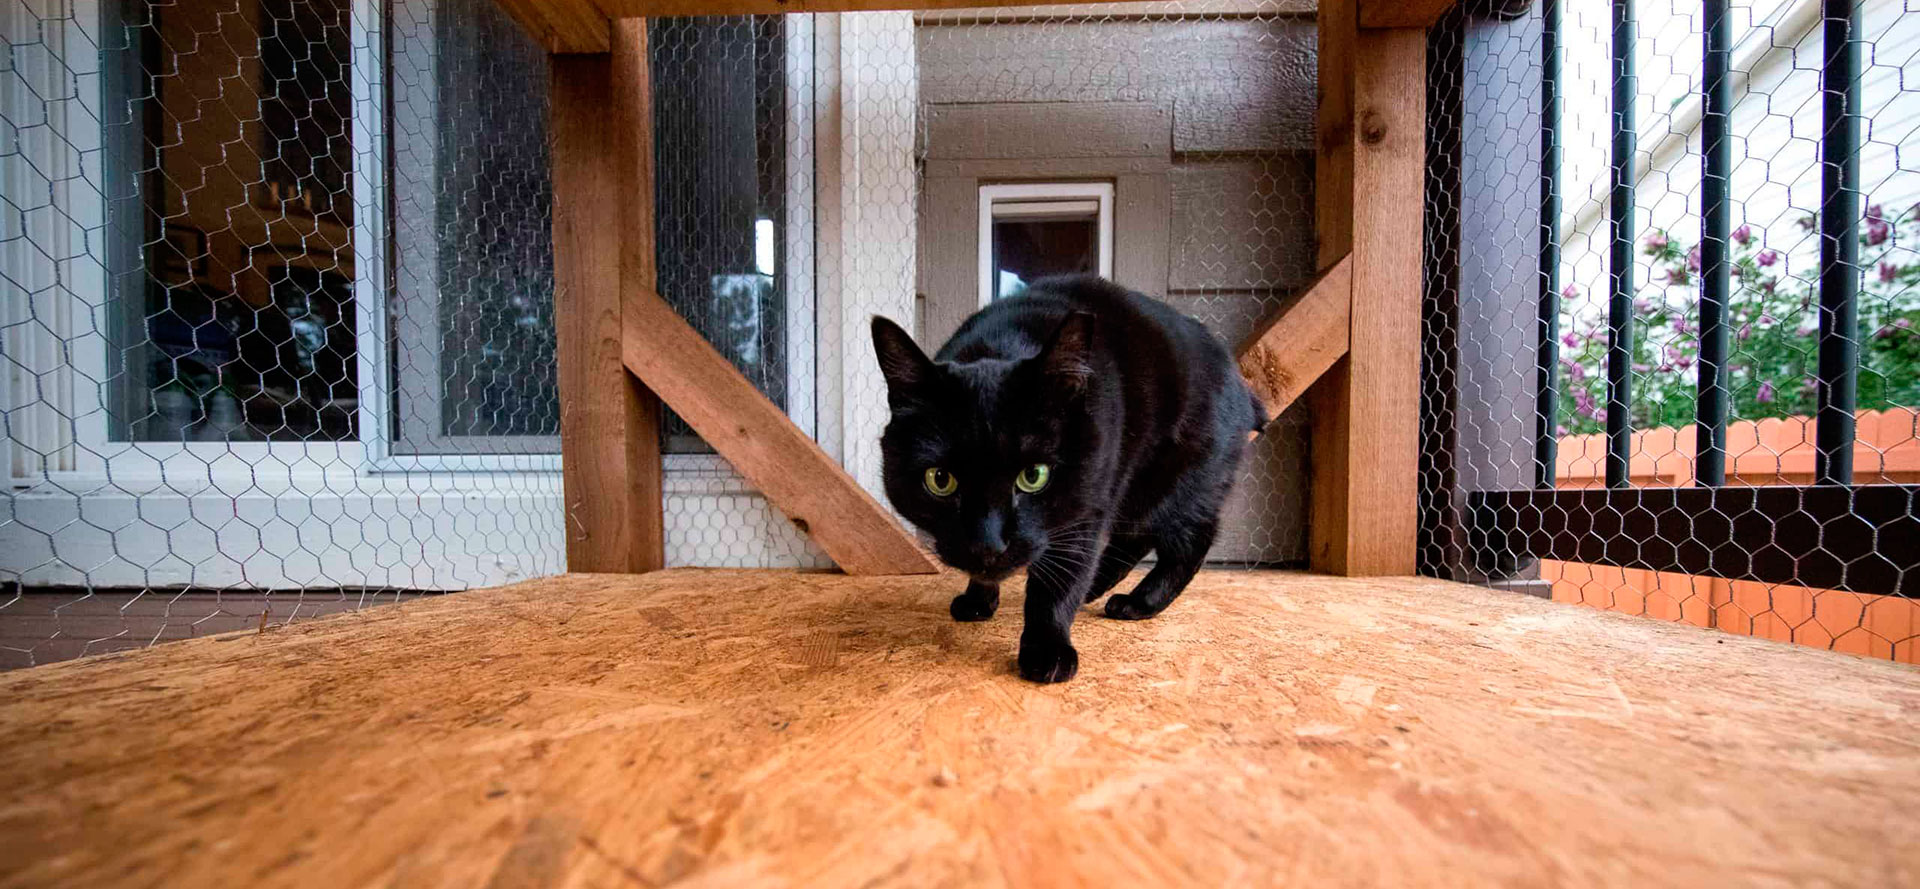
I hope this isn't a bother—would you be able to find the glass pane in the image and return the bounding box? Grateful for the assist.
[107,0,359,441]
[388,0,559,453]
[652,16,790,454]
[992,216,1097,299]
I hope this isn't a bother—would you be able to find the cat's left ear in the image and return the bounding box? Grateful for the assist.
[871,315,935,403]
[1039,312,1096,393]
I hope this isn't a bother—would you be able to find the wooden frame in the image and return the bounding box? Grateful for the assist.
[522,0,1450,577]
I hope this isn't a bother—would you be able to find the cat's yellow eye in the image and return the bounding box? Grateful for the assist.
[924,467,959,497]
[1015,463,1051,494]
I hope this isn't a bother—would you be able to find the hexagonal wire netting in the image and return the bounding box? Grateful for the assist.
[2,1,1318,667]
[1422,0,1919,662]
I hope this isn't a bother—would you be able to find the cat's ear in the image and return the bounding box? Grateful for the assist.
[871,316,934,399]
[1038,311,1096,393]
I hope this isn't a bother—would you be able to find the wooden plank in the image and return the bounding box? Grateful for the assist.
[925,102,1171,160]
[551,50,665,574]
[1314,0,1356,269]
[1358,0,1456,29]
[493,0,609,53]
[1308,25,1424,577]
[621,289,940,576]
[1305,0,1355,574]
[1235,254,1351,420]
[7,569,1920,886]
[1342,28,1425,575]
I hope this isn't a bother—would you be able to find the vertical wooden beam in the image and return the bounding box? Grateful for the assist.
[551,36,665,574]
[1309,22,1426,577]
[1315,0,1356,269]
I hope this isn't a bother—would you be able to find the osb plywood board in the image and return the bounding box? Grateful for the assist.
[1,570,1916,887]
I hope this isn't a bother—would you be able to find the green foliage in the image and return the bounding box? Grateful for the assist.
[1555,204,1920,435]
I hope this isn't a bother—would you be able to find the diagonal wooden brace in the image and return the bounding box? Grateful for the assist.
[622,289,941,576]
[1236,254,1353,422]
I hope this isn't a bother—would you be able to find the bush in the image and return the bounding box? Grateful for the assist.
[1556,203,1920,435]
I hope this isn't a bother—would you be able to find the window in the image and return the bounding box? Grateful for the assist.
[102,0,360,443]
[977,182,1114,305]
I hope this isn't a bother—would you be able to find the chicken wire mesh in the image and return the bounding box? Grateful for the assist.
[2,1,1322,667]
[1422,0,1920,662]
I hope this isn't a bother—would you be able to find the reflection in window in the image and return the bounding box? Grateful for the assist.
[107,0,358,441]
[652,16,790,454]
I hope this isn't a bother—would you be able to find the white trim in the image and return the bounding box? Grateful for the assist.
[976,181,1115,306]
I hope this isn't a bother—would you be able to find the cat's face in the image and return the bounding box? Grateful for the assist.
[870,315,1095,581]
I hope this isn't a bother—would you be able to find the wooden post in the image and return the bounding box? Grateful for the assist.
[550,32,666,574]
[1308,12,1426,576]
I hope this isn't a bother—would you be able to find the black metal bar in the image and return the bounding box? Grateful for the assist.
[1465,486,1920,599]
[1816,0,1861,486]
[1606,0,1635,489]
[1535,0,1562,491]
[1695,0,1732,487]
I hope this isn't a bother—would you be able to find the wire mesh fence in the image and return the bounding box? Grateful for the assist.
[1423,0,1920,662]
[2,1,1321,667]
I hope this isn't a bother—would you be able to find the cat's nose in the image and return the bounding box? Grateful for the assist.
[969,540,1008,566]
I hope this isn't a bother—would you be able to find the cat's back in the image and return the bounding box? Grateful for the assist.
[935,275,1217,366]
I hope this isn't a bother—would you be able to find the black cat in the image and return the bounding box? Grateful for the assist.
[870,275,1266,683]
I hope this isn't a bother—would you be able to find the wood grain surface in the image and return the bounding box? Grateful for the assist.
[2,569,1916,887]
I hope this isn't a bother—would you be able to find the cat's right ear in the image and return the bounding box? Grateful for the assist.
[870,316,934,404]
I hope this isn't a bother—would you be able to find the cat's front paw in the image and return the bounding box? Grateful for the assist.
[950,592,997,622]
[1103,593,1162,621]
[1017,639,1079,683]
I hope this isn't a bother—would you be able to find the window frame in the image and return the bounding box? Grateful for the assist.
[975,181,1114,306]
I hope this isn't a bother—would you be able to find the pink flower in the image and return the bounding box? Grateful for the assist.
[1798,215,1817,231]
[1644,232,1671,253]
[1866,218,1891,246]
[1898,318,1915,330]
[1676,355,1694,370]
[1732,224,1753,245]
[1556,425,1569,437]
[1674,317,1695,335]
[1561,283,1580,300]
[1866,204,1885,222]
[1759,313,1776,326]
[1687,245,1701,272]
[1798,323,1818,337]
[1635,297,1654,313]
[1881,262,1899,284]
[1633,362,1651,374]
[1757,381,1776,403]
[1738,323,1753,341]
[1756,249,1780,267]
[1562,332,1580,348]
[1568,363,1588,382]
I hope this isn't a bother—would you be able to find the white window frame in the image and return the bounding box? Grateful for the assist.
[976,181,1114,306]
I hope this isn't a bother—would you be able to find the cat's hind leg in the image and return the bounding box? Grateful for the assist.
[950,577,1000,622]
[1104,518,1217,621]
[1082,533,1151,603]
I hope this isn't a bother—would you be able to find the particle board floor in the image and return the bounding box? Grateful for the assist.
[1,570,1916,888]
